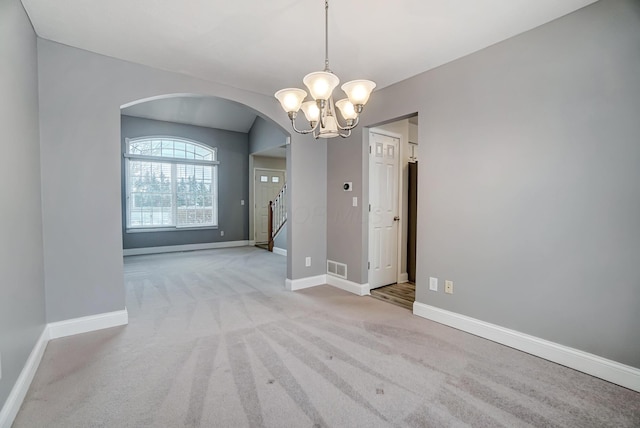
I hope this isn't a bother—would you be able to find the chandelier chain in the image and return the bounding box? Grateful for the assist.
[324,0,330,71]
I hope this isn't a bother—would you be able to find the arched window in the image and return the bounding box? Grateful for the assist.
[124,137,218,229]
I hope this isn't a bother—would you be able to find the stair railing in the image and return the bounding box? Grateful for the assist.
[268,183,287,252]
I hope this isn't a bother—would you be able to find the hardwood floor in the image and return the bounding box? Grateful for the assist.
[370,282,415,310]
[255,243,269,251]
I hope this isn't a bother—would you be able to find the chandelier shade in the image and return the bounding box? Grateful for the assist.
[342,80,376,107]
[303,71,340,101]
[300,101,320,123]
[274,0,375,139]
[335,99,358,121]
[274,88,307,113]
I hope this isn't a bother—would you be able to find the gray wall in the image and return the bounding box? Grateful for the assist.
[327,133,366,283]
[0,0,46,408]
[37,38,325,323]
[329,0,640,368]
[274,223,287,250]
[121,116,249,249]
[249,116,287,155]
[289,136,326,279]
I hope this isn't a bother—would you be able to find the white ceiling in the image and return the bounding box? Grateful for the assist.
[121,96,258,133]
[22,0,598,97]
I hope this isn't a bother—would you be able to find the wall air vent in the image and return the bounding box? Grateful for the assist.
[327,260,347,279]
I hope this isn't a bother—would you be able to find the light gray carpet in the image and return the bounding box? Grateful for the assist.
[14,247,640,427]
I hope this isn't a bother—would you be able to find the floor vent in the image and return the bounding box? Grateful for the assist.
[327,260,347,279]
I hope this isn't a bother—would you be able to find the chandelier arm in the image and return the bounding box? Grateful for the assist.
[338,129,352,138]
[291,117,320,135]
[335,115,360,131]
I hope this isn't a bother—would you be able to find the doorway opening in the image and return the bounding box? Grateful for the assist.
[119,93,290,281]
[253,165,286,252]
[367,114,419,310]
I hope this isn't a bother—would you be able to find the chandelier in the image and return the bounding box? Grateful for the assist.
[274,0,376,139]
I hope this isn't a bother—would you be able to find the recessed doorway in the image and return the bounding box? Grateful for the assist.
[367,114,419,309]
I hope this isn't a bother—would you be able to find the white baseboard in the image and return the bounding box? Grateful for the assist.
[0,328,48,428]
[284,274,371,297]
[285,275,326,291]
[272,247,287,257]
[413,302,640,393]
[123,241,249,256]
[398,272,409,283]
[249,240,256,246]
[0,308,129,428]
[326,275,370,296]
[48,309,128,340]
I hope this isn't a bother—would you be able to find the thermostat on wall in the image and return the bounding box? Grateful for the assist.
[343,182,353,191]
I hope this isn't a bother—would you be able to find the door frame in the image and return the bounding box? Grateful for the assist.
[253,167,286,244]
[368,128,405,287]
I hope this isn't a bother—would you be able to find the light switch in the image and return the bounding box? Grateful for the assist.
[352,197,358,207]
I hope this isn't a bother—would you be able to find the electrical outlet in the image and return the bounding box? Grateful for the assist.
[305,257,311,267]
[220,230,224,236]
[429,277,438,291]
[241,200,245,205]
[352,197,358,207]
[445,280,454,294]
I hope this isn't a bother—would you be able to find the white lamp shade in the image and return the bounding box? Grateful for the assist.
[335,99,358,120]
[274,88,307,113]
[303,71,340,101]
[300,101,320,123]
[341,80,376,106]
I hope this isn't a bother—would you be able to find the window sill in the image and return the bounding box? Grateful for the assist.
[126,226,218,233]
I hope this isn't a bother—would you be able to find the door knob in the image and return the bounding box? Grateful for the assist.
[394,216,400,221]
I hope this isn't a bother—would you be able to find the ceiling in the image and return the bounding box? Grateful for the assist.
[22,0,598,97]
[121,96,258,133]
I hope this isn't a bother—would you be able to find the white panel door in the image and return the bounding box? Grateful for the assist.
[255,169,285,244]
[369,132,400,289]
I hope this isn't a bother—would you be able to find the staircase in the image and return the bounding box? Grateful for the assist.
[268,182,287,252]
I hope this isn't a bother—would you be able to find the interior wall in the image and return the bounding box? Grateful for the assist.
[120,115,249,249]
[249,116,287,154]
[327,130,366,283]
[0,0,46,409]
[273,223,287,251]
[289,136,327,280]
[330,0,640,368]
[37,38,324,323]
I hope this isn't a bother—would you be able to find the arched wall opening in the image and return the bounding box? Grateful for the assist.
[36,38,325,325]
[119,93,290,261]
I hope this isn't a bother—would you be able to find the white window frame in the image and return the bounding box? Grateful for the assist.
[124,136,220,232]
